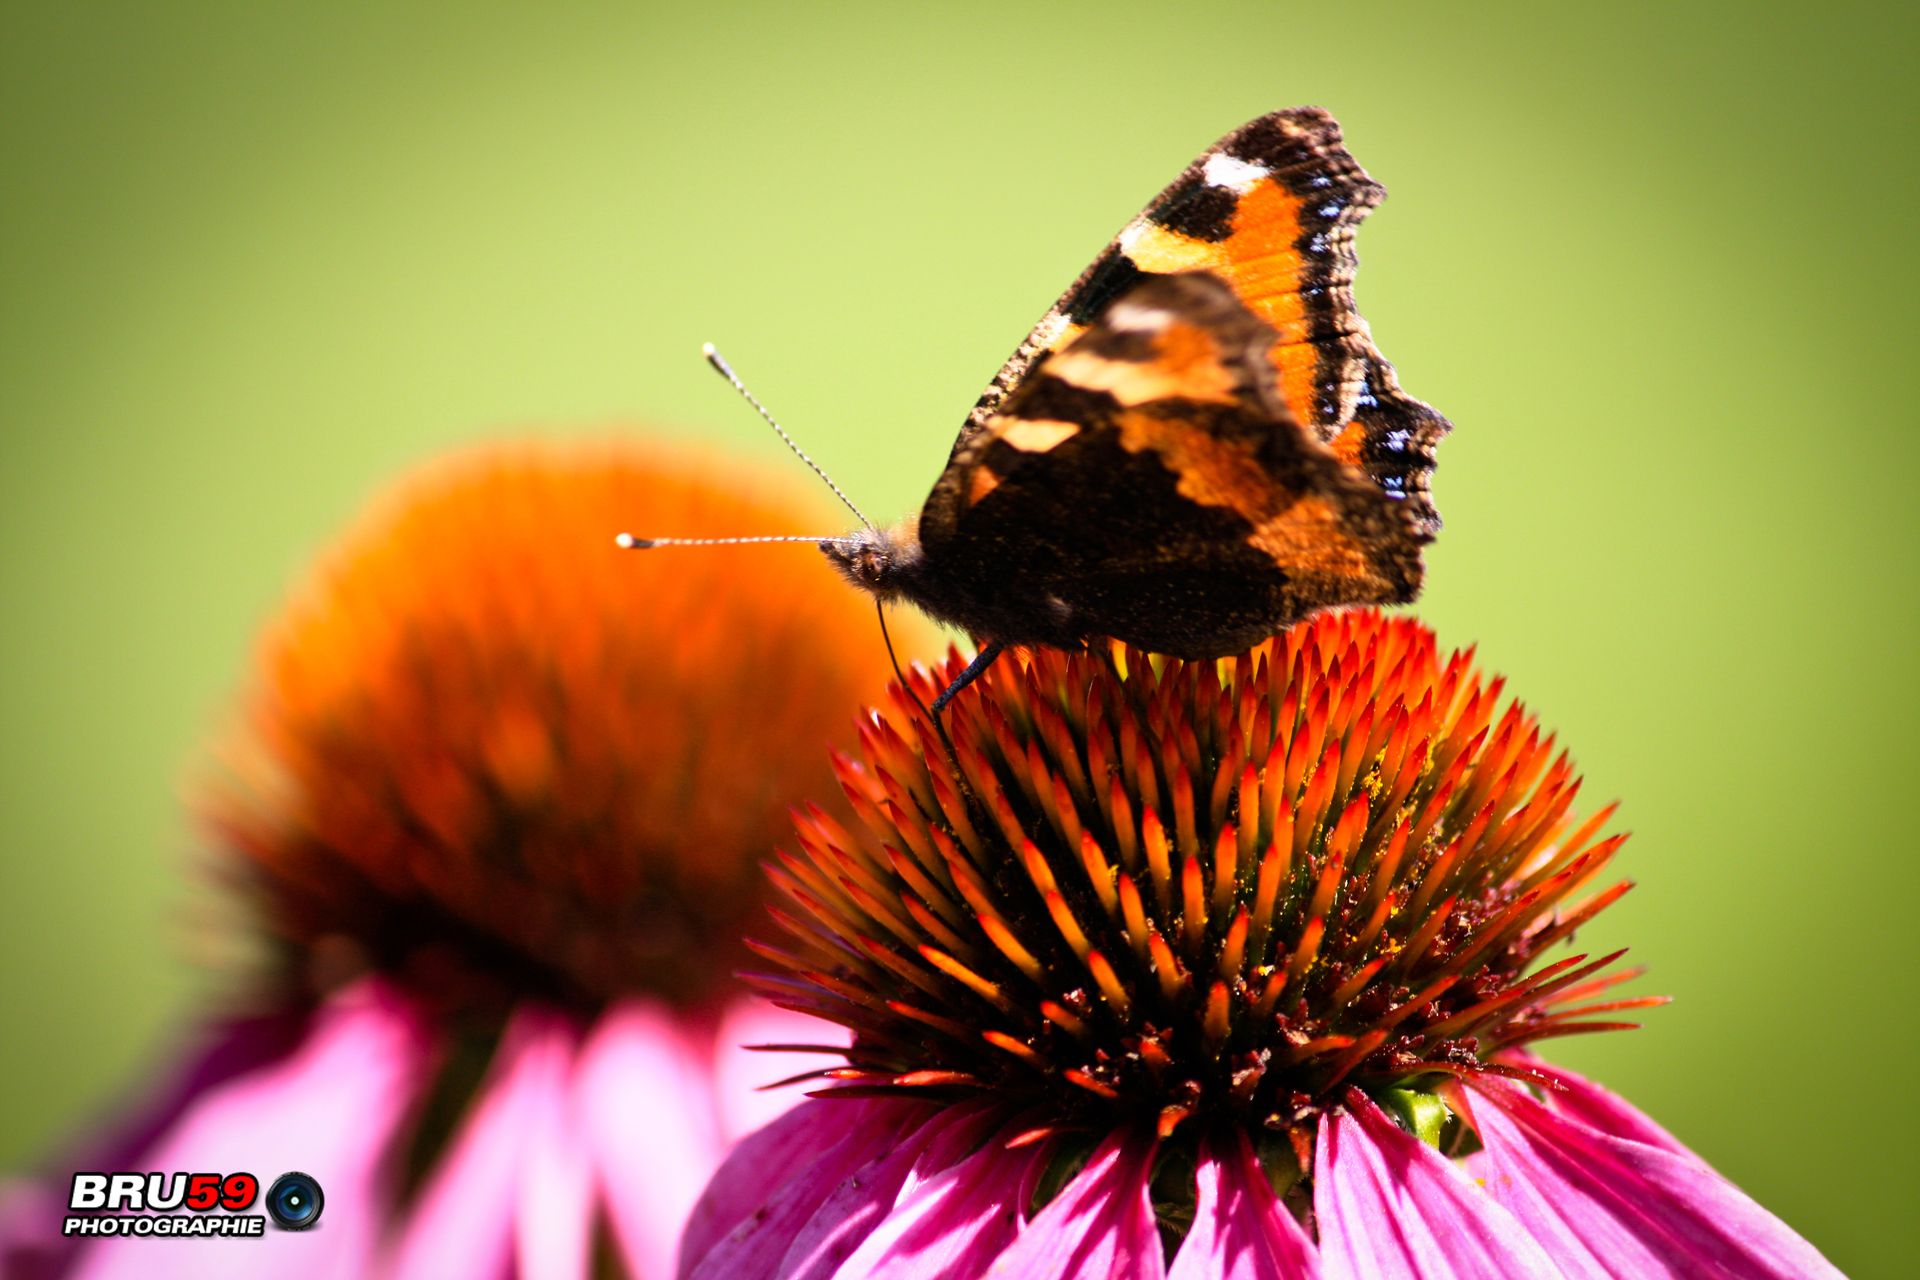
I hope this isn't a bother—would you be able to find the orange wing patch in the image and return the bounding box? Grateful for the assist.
[1046,316,1243,407]
[1246,495,1392,594]
[1325,417,1369,468]
[1213,180,1326,427]
[1115,221,1219,275]
[1087,179,1359,437]
[994,419,1081,452]
[1111,405,1393,595]
[966,465,1001,506]
[1113,408,1286,523]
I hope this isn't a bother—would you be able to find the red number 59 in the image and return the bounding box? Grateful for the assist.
[184,1174,221,1211]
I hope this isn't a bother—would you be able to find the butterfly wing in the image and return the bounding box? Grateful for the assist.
[962,107,1447,538]
[917,271,1420,660]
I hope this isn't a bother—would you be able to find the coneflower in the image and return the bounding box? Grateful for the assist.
[682,612,1840,1279]
[4,441,907,1280]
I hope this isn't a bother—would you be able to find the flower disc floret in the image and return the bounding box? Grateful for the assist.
[753,611,1647,1137]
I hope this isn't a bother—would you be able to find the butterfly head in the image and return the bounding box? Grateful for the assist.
[821,518,924,601]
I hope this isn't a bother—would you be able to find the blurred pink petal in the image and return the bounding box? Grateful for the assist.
[0,1179,66,1280]
[1466,1078,1842,1280]
[684,1099,930,1280]
[72,981,429,1280]
[1313,1090,1558,1280]
[827,1109,1042,1280]
[385,1008,580,1280]
[986,1130,1165,1280]
[579,1001,730,1280]
[517,1032,596,1280]
[24,989,823,1280]
[74,1008,314,1175]
[712,1002,848,1143]
[1168,1132,1319,1280]
[2,1008,311,1280]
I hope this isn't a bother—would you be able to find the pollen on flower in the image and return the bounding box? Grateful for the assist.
[749,611,1658,1136]
[202,441,901,1014]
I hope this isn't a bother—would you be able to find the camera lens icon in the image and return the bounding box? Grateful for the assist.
[265,1171,325,1231]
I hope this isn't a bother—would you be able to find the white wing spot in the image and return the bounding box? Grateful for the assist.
[1202,152,1269,195]
[1106,302,1175,333]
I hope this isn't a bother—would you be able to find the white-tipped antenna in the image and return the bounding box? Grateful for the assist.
[701,342,873,531]
[615,533,857,549]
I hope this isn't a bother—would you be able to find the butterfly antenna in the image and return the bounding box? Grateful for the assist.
[615,533,856,549]
[703,342,874,531]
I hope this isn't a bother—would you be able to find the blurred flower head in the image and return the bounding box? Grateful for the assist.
[9,439,904,1280]
[210,440,887,1011]
[682,613,1841,1279]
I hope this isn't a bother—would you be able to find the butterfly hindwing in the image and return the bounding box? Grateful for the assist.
[918,272,1421,659]
[962,107,1447,537]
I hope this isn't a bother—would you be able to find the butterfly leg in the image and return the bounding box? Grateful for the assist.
[931,640,1006,716]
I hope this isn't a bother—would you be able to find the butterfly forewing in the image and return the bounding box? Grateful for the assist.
[961,107,1447,537]
[809,108,1448,691]
[917,272,1420,660]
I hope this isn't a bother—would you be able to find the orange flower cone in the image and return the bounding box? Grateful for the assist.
[680,615,1843,1279]
[5,439,912,1280]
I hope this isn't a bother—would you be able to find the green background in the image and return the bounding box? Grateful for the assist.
[3,1,1912,1272]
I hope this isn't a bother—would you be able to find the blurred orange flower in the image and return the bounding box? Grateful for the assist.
[7,439,914,1280]
[213,439,899,1009]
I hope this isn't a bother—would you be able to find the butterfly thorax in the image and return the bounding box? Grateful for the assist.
[822,518,1083,649]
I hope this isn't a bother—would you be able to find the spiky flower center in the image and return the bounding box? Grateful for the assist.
[754,612,1649,1138]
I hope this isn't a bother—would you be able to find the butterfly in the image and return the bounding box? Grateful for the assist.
[635,108,1449,712]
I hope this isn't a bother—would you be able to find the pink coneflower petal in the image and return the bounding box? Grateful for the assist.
[386,1008,581,1280]
[985,1130,1164,1280]
[1313,1090,1558,1280]
[580,1002,732,1279]
[1464,1079,1843,1279]
[770,1108,997,1280]
[1,1009,309,1280]
[684,616,1838,1278]
[74,1009,312,1175]
[682,1100,845,1270]
[1167,1132,1319,1280]
[73,982,428,1280]
[827,1109,1045,1280]
[1,1179,77,1280]
[713,1000,850,1142]
[518,1044,596,1280]
[881,1101,1010,1205]
[685,1099,930,1280]
[1503,1052,1693,1159]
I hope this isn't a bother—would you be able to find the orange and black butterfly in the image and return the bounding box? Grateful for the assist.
[634,108,1449,710]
